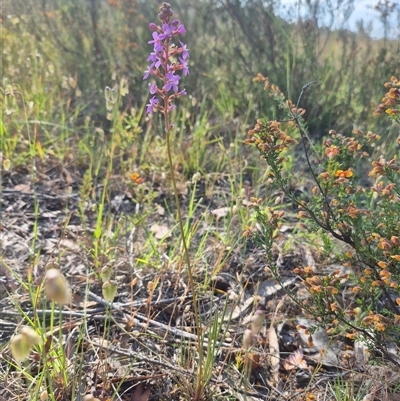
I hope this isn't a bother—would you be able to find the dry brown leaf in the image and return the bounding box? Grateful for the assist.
[283,349,308,371]
[150,224,171,239]
[13,184,31,193]
[132,383,151,401]
[361,394,373,401]
[269,324,280,384]
[230,296,254,322]
[268,296,285,387]
[297,318,339,366]
[59,239,81,252]
[208,206,237,220]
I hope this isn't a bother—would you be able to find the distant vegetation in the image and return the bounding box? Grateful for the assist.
[3,0,399,153]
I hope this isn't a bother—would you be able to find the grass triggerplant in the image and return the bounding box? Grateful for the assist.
[142,3,209,399]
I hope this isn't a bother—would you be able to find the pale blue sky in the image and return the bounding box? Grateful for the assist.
[274,0,399,39]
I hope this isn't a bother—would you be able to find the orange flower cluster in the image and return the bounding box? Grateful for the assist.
[247,120,298,154]
[362,312,391,332]
[369,157,400,178]
[253,73,270,91]
[253,73,285,100]
[298,269,345,299]
[326,129,363,154]
[345,204,366,219]
[131,173,143,184]
[372,181,396,199]
[324,144,340,159]
[374,76,400,118]
[243,205,284,238]
[266,208,285,228]
[356,231,400,290]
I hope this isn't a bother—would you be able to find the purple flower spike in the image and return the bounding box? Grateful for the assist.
[146,96,159,114]
[144,3,188,115]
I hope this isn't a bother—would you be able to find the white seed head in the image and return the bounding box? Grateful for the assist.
[243,329,253,349]
[10,326,42,361]
[102,280,118,302]
[45,268,71,305]
[251,310,265,335]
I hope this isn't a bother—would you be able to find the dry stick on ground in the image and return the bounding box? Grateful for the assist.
[84,290,233,348]
[87,336,194,377]
[0,291,232,348]
[0,291,232,349]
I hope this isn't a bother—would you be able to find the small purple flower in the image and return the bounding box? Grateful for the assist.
[148,31,159,45]
[147,52,162,69]
[146,96,159,114]
[149,83,157,94]
[159,23,174,39]
[143,65,154,80]
[179,41,189,60]
[175,25,186,35]
[179,58,189,76]
[177,89,187,97]
[148,32,163,53]
[167,103,176,114]
[164,72,180,93]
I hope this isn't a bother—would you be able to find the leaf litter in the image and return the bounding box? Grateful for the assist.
[0,162,399,400]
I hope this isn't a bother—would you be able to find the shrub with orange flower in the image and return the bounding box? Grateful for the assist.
[246,76,400,365]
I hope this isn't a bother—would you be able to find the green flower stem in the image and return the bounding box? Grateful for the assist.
[163,100,204,398]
